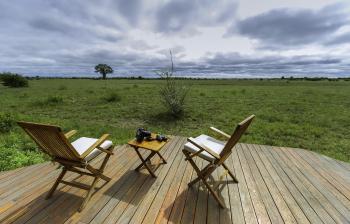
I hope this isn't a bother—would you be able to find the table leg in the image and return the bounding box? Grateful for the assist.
[157,152,167,164]
[135,151,156,171]
[133,147,157,178]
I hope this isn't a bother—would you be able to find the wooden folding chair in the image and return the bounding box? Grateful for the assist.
[17,121,114,211]
[182,115,255,208]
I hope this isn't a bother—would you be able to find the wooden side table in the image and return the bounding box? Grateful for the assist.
[127,133,168,177]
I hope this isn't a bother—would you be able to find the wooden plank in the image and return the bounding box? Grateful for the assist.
[0,163,49,191]
[92,137,180,224]
[241,144,284,224]
[151,148,193,223]
[7,148,112,224]
[224,147,245,224]
[1,140,350,224]
[268,146,336,224]
[63,145,148,224]
[14,146,126,224]
[207,164,220,224]
[335,160,350,172]
[33,149,129,224]
[296,149,350,194]
[246,144,297,223]
[291,148,350,203]
[180,157,203,224]
[193,161,209,224]
[0,166,26,181]
[0,167,66,222]
[231,144,258,224]
[159,155,195,223]
[275,147,348,223]
[218,166,233,224]
[281,147,350,222]
[251,144,309,224]
[257,145,322,223]
[237,144,271,224]
[141,141,187,224]
[112,137,185,224]
[318,154,350,184]
[104,137,181,224]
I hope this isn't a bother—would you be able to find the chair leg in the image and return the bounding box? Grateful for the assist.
[183,149,226,208]
[79,149,113,211]
[202,178,226,208]
[46,167,67,199]
[188,163,214,186]
[222,162,238,183]
[79,176,99,212]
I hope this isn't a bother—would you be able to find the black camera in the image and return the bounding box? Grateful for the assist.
[136,128,151,142]
[156,134,168,142]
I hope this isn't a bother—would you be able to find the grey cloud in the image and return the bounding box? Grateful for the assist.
[0,0,349,78]
[203,53,343,67]
[325,32,350,45]
[155,0,237,34]
[228,3,350,47]
[113,0,142,26]
[29,17,75,34]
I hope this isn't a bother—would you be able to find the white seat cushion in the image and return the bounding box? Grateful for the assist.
[72,137,113,161]
[184,134,225,161]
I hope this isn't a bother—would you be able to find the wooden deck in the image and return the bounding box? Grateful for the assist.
[0,136,349,223]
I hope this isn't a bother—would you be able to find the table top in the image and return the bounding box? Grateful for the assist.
[127,133,169,152]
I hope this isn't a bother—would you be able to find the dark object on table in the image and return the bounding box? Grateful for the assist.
[156,134,168,142]
[136,128,151,142]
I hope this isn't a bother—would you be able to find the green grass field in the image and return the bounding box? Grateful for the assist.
[0,78,349,171]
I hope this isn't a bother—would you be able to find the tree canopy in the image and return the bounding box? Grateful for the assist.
[94,64,113,79]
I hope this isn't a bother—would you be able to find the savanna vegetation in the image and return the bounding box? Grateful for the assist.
[0,78,349,171]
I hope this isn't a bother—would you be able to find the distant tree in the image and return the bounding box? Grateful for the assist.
[94,64,113,79]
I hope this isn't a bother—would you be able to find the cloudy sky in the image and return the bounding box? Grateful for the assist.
[0,0,349,78]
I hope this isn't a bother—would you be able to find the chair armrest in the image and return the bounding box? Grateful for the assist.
[80,134,110,159]
[210,127,231,139]
[65,130,77,139]
[187,137,220,159]
[97,146,114,155]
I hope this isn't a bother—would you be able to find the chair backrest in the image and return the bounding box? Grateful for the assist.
[219,115,255,161]
[17,121,81,161]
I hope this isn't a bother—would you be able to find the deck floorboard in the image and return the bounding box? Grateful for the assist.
[0,137,349,224]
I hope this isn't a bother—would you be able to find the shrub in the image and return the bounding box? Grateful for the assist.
[0,135,46,171]
[158,51,189,117]
[0,72,28,88]
[103,92,121,102]
[32,95,64,106]
[58,85,67,90]
[46,95,64,104]
[0,113,16,133]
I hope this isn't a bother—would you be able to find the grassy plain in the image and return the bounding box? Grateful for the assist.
[0,78,349,171]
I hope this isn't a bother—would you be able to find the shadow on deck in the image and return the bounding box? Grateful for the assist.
[0,136,349,223]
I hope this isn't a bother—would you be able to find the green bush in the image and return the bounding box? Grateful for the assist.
[0,113,16,133]
[103,92,121,102]
[58,85,67,90]
[158,52,189,117]
[0,72,28,88]
[32,95,64,106]
[0,140,45,171]
[46,95,64,104]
